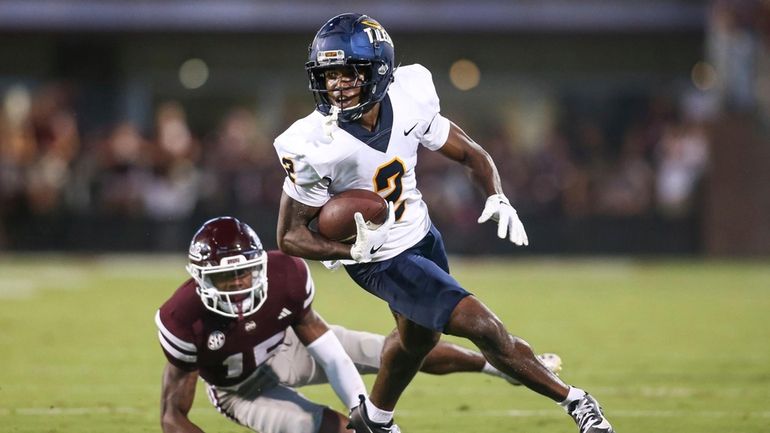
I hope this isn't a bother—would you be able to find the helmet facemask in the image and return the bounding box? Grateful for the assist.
[187,251,268,318]
[307,61,387,122]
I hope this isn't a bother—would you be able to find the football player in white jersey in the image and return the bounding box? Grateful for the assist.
[274,13,615,433]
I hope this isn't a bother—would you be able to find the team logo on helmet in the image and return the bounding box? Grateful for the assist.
[361,20,393,47]
[360,18,381,28]
[189,242,209,261]
[207,331,226,350]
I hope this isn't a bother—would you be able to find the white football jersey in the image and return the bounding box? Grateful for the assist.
[274,64,451,261]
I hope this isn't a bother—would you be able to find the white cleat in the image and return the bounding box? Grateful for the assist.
[568,394,615,433]
[538,353,563,375]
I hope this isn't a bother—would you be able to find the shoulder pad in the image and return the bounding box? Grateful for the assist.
[392,64,441,112]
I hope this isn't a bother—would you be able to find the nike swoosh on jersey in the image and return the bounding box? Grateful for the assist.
[424,114,437,134]
[369,244,384,254]
[403,122,418,136]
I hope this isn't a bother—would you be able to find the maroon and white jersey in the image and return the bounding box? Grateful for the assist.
[155,251,315,387]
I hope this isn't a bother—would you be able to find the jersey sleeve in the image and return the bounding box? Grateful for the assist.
[420,112,451,151]
[155,309,198,371]
[293,257,316,318]
[266,251,317,321]
[280,254,316,319]
[396,64,451,151]
[274,132,332,208]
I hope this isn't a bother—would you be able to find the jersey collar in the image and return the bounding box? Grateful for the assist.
[338,95,393,153]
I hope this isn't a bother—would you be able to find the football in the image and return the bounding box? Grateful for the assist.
[317,189,388,243]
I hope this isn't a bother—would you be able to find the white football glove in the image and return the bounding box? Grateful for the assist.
[477,194,529,246]
[349,202,396,263]
[321,260,343,271]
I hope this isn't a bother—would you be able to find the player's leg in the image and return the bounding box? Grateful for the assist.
[420,336,563,383]
[443,295,615,433]
[369,312,441,410]
[348,314,439,433]
[207,382,348,433]
[329,325,384,375]
[266,326,385,389]
[331,322,562,381]
[444,295,568,400]
[332,323,489,377]
[279,323,561,386]
[277,323,560,389]
[345,246,467,413]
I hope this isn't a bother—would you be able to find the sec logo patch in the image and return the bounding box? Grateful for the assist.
[207,331,226,350]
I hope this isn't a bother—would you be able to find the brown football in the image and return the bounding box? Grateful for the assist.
[317,189,388,243]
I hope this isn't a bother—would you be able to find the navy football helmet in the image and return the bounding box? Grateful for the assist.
[186,217,268,318]
[306,13,395,122]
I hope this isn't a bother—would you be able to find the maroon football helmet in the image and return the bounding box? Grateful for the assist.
[186,217,268,318]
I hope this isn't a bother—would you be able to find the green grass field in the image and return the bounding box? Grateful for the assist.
[1,255,768,433]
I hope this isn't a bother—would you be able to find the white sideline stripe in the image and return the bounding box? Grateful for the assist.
[2,407,767,418]
[0,407,139,415]
[154,310,197,352]
[0,283,37,299]
[397,409,770,418]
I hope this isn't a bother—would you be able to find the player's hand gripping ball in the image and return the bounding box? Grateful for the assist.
[317,189,388,243]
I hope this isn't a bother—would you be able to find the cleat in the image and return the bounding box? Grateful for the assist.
[538,353,563,375]
[347,396,401,433]
[505,353,563,386]
[567,394,615,433]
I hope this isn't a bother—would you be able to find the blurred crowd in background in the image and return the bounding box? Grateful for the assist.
[0,75,714,251]
[1,0,768,254]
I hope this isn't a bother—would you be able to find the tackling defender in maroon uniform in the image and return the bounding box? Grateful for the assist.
[157,217,562,433]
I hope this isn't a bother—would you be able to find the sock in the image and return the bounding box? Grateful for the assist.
[558,386,586,410]
[482,361,505,377]
[364,398,394,424]
[482,361,518,382]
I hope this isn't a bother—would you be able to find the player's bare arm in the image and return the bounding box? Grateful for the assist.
[437,121,503,197]
[291,307,333,344]
[276,192,354,260]
[160,363,205,433]
[278,191,395,263]
[439,121,529,245]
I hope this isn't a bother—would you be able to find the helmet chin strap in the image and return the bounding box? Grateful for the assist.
[322,105,341,141]
[236,302,244,321]
[215,295,253,318]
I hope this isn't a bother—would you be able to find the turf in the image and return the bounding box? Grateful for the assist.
[0,255,768,433]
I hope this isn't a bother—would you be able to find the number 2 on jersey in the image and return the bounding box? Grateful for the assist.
[373,157,406,220]
[281,157,296,183]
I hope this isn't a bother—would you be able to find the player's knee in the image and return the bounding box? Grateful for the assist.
[398,331,440,358]
[509,334,533,356]
[469,316,509,351]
